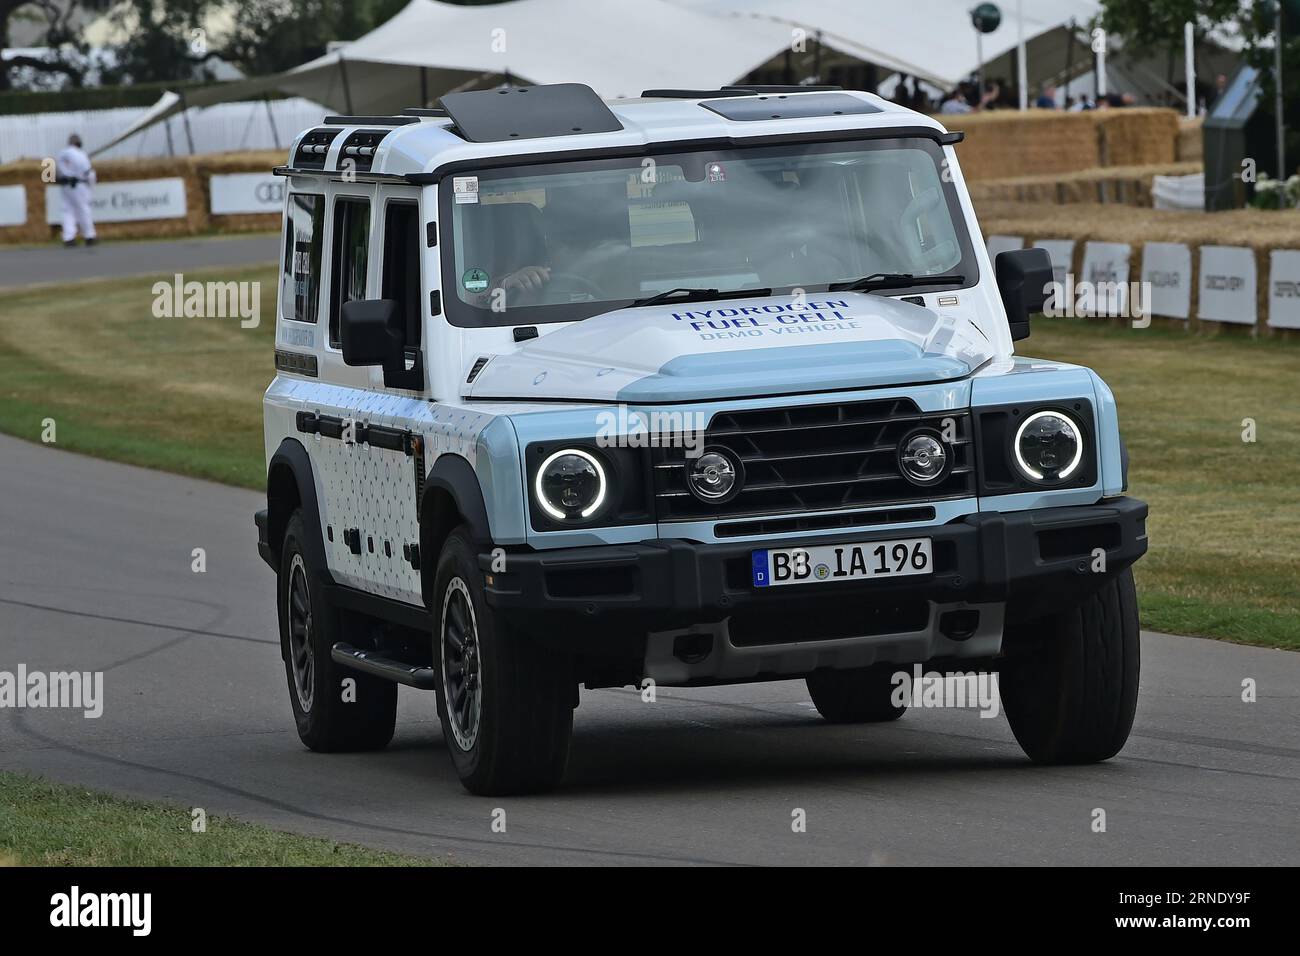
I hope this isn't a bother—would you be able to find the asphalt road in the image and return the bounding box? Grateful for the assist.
[1,434,1297,866]
[0,235,278,290]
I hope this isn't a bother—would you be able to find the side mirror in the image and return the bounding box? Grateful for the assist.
[340,298,403,367]
[994,248,1054,342]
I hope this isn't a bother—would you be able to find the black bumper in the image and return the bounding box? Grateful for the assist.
[481,497,1148,629]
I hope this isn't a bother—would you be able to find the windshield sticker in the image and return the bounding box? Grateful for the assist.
[705,162,726,183]
[462,268,490,292]
[452,176,479,204]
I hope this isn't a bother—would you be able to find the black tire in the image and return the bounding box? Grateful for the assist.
[278,510,397,752]
[806,663,908,723]
[1000,568,1140,764]
[433,526,574,795]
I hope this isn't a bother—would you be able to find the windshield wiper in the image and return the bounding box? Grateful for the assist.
[829,273,966,293]
[629,286,771,309]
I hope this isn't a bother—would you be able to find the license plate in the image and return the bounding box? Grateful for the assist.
[752,538,933,588]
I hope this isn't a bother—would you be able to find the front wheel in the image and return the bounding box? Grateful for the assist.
[1000,568,1140,764]
[433,527,575,795]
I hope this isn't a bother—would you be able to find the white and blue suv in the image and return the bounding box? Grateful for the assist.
[256,84,1148,794]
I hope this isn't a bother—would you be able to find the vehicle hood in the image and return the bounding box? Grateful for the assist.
[464,292,994,404]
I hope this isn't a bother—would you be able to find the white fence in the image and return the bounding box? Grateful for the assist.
[0,97,327,165]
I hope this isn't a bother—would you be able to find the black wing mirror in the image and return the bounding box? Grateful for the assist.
[994,248,1055,342]
[341,298,403,367]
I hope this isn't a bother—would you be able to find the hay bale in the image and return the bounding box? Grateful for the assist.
[1177,118,1204,163]
[978,200,1300,337]
[953,110,1101,181]
[1095,108,1180,167]
[968,161,1202,208]
[951,108,1181,181]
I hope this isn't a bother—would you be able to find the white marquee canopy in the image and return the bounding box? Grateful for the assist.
[94,0,1111,156]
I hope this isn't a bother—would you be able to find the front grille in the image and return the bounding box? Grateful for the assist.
[654,398,975,521]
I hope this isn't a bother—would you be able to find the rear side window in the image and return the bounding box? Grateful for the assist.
[329,197,370,348]
[282,192,323,323]
[382,201,422,347]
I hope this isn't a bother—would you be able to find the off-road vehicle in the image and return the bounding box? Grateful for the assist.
[256,83,1147,794]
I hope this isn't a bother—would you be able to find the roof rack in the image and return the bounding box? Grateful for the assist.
[322,114,420,126]
[640,85,847,100]
[722,85,844,93]
[400,107,449,117]
[640,88,755,99]
[438,83,623,143]
[702,91,882,122]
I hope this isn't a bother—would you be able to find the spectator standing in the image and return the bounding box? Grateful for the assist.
[55,134,97,248]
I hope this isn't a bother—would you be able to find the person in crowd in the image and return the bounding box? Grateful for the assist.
[1036,83,1059,109]
[891,74,913,108]
[940,79,1000,115]
[55,133,97,248]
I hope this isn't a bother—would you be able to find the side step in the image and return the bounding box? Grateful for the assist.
[331,643,437,690]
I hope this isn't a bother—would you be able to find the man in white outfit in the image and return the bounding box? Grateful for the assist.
[56,133,97,247]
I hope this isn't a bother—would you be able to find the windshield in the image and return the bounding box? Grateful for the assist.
[440,137,977,327]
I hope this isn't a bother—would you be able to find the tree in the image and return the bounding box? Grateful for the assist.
[0,0,93,90]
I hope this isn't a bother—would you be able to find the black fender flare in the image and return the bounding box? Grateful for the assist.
[421,453,493,548]
[267,437,330,577]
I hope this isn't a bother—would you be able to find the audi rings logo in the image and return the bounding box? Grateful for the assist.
[255,181,284,204]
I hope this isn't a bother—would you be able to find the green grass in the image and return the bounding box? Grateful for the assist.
[0,272,1295,649]
[0,771,439,866]
[0,265,275,488]
[1027,317,1300,650]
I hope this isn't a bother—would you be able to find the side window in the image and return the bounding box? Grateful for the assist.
[329,197,370,348]
[382,201,422,346]
[282,192,323,323]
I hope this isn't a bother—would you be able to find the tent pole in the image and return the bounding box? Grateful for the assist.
[813,30,823,84]
[1064,18,1075,99]
[339,54,355,114]
[1276,4,1287,202]
[1017,0,1027,109]
[179,90,196,154]
[164,118,175,156]
[265,96,281,149]
[1184,21,1195,118]
[420,66,428,107]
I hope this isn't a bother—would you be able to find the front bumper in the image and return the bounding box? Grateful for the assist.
[481,497,1148,631]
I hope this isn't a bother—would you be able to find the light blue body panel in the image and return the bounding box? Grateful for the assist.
[494,358,1120,550]
[614,340,972,404]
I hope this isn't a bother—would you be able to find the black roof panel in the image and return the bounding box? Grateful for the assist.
[439,83,624,143]
[701,92,881,122]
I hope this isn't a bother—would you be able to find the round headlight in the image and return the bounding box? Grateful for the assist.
[535,449,607,520]
[899,431,949,485]
[688,449,741,502]
[1014,411,1083,481]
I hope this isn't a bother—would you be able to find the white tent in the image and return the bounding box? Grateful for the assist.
[677,0,1102,90]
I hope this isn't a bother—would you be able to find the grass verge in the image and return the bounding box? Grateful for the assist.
[0,270,1295,649]
[0,771,438,866]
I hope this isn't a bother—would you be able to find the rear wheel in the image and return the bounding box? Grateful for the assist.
[278,511,397,752]
[1000,568,1140,763]
[434,527,575,795]
[807,663,908,723]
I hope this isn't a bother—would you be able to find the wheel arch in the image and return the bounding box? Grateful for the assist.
[267,438,328,577]
[419,454,493,607]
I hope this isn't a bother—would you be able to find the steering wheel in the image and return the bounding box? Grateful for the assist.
[507,270,606,306]
[540,271,606,303]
